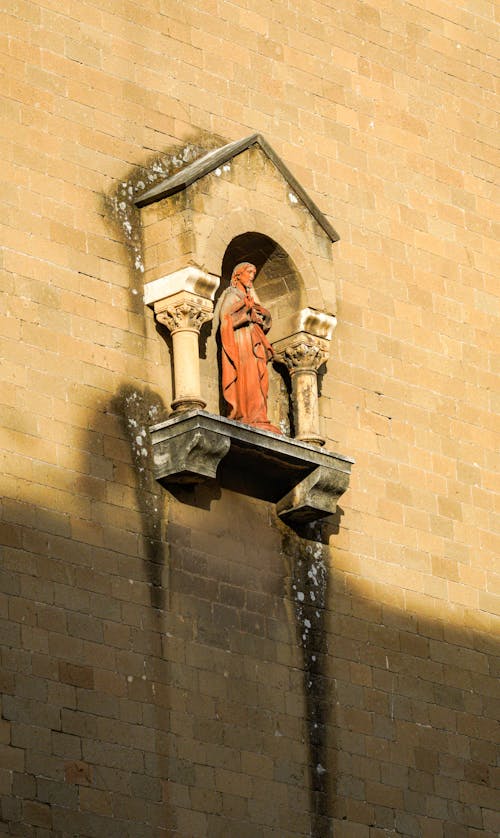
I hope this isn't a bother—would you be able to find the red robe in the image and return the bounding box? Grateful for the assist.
[220,286,280,434]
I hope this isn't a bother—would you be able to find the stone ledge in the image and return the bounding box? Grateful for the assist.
[149,410,353,524]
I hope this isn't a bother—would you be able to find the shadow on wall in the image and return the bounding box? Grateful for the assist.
[0,383,178,836]
[0,392,498,837]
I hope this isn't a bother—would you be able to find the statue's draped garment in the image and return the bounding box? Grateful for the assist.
[219,285,277,432]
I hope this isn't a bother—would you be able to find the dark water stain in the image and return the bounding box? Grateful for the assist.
[282,521,336,838]
[110,384,168,610]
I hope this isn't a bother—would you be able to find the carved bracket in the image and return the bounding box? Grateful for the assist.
[152,427,231,483]
[276,465,350,524]
[150,410,353,525]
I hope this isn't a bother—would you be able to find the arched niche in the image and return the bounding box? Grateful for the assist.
[206,231,304,433]
[198,206,320,317]
[220,231,302,316]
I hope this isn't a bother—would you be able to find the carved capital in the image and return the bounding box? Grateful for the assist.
[275,334,330,374]
[283,338,328,373]
[154,291,213,334]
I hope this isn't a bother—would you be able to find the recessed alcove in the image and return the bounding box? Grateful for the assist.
[220,232,304,315]
[212,231,304,432]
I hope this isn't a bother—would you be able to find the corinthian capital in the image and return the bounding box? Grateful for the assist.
[275,334,330,374]
[281,337,329,373]
[154,291,213,334]
[271,307,336,374]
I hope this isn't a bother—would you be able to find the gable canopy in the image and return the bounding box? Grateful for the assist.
[135,133,339,244]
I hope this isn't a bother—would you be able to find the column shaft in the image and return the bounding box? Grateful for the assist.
[291,368,321,444]
[171,328,206,412]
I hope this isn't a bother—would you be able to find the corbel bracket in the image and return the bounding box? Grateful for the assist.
[276,465,350,524]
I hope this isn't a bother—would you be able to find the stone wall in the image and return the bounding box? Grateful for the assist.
[1,2,498,837]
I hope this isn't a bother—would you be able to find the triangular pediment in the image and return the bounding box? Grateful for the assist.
[135,133,339,243]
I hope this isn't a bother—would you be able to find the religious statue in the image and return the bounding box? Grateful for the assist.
[219,262,281,434]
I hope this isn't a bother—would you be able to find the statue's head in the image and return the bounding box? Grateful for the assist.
[231,262,256,290]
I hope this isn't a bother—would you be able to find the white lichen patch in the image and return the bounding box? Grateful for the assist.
[124,390,163,482]
[292,534,328,690]
[108,142,204,279]
[278,418,288,434]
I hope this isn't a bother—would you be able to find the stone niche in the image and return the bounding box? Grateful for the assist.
[135,134,353,524]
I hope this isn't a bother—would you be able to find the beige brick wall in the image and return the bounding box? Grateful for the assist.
[1,1,498,836]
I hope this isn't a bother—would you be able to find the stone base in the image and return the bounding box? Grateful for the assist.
[149,410,353,524]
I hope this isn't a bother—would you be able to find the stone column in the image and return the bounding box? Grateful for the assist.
[144,267,220,413]
[273,308,336,446]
